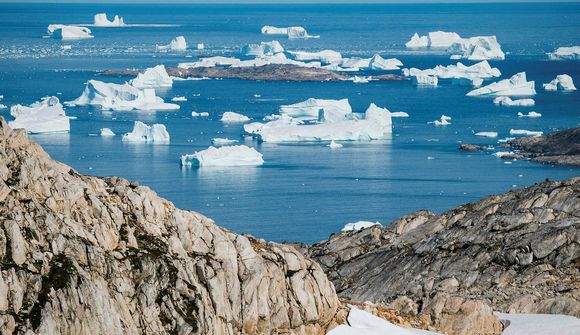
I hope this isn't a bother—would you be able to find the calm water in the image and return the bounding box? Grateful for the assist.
[0,3,579,243]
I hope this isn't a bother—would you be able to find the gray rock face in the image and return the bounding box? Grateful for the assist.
[507,127,580,166]
[0,118,339,334]
[306,178,580,334]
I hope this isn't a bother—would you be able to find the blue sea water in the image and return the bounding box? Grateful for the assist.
[0,3,578,243]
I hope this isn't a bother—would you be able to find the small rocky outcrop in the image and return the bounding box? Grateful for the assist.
[459,144,492,151]
[306,178,580,335]
[506,127,580,166]
[0,117,340,334]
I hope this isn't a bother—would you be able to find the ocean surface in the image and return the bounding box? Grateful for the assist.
[0,3,578,243]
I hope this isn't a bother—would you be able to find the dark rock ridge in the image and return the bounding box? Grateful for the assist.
[506,127,580,166]
[0,117,340,334]
[304,178,580,334]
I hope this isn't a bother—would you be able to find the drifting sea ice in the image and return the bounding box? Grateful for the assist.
[122,121,170,143]
[518,111,542,118]
[412,74,438,86]
[287,50,342,65]
[493,96,535,107]
[171,96,187,102]
[493,151,515,158]
[279,98,352,121]
[100,128,115,136]
[156,36,187,51]
[221,111,250,123]
[47,24,94,40]
[191,112,209,117]
[8,96,70,134]
[241,40,284,57]
[547,46,580,61]
[543,74,576,91]
[391,112,409,117]
[261,25,319,39]
[405,31,505,61]
[475,132,498,138]
[467,72,536,97]
[181,145,264,167]
[211,138,239,146]
[93,13,125,27]
[509,129,543,137]
[178,56,241,69]
[129,65,173,89]
[430,115,451,126]
[341,221,382,232]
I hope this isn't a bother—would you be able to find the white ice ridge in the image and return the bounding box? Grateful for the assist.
[241,40,284,57]
[510,129,543,137]
[496,312,580,335]
[260,25,319,39]
[547,46,580,61]
[475,132,498,138]
[8,96,70,134]
[211,138,239,146]
[279,98,352,121]
[287,50,342,65]
[156,36,187,51]
[244,103,392,142]
[341,221,382,232]
[429,115,451,126]
[518,111,542,118]
[543,74,576,91]
[221,112,250,123]
[122,121,170,143]
[181,145,264,167]
[337,54,403,71]
[93,13,125,27]
[493,96,535,107]
[100,128,115,136]
[467,72,536,97]
[412,74,438,86]
[47,24,93,40]
[67,80,180,111]
[402,61,501,81]
[129,65,173,89]
[405,31,505,60]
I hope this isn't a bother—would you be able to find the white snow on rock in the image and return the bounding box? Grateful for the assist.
[241,40,284,56]
[341,222,382,232]
[8,96,70,134]
[493,96,535,107]
[181,145,264,167]
[129,65,173,89]
[221,111,250,123]
[94,13,125,27]
[496,312,580,335]
[67,80,180,111]
[156,36,187,51]
[279,98,352,121]
[100,128,115,136]
[403,61,501,81]
[412,74,438,86]
[288,50,342,65]
[211,138,239,146]
[475,131,498,138]
[509,129,543,137]
[467,72,536,97]
[261,25,319,39]
[328,140,343,149]
[543,74,576,91]
[405,31,505,60]
[122,121,170,143]
[518,111,542,118]
[47,24,93,40]
[430,115,451,126]
[547,46,580,61]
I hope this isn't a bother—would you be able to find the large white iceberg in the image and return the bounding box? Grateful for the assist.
[93,13,125,27]
[448,36,505,60]
[156,36,187,51]
[181,145,264,167]
[279,98,352,121]
[510,129,543,137]
[412,74,438,86]
[9,96,70,134]
[241,40,284,56]
[261,25,318,39]
[221,111,250,123]
[129,65,173,89]
[405,31,462,48]
[547,46,580,60]
[47,24,93,40]
[341,221,382,232]
[122,121,170,143]
[368,54,403,70]
[288,50,342,65]
[493,96,535,107]
[405,33,429,48]
[67,80,180,111]
[339,54,403,71]
[543,74,576,91]
[403,61,501,80]
[467,72,536,96]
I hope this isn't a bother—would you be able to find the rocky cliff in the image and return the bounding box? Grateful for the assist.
[0,117,339,334]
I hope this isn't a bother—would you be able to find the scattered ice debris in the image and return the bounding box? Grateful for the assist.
[475,132,498,138]
[261,25,319,39]
[156,36,187,51]
[328,141,343,149]
[221,111,250,123]
[211,138,239,146]
[391,111,409,117]
[547,46,580,60]
[8,96,70,134]
[509,129,543,137]
[47,24,93,40]
[287,50,342,65]
[405,31,505,60]
[100,128,115,136]
[412,74,438,86]
[129,65,173,89]
[518,111,542,118]
[279,98,352,121]
[196,43,204,50]
[171,96,187,102]
[403,61,501,82]
[122,121,170,143]
[543,74,576,91]
[493,96,535,107]
[430,115,451,126]
[67,80,180,111]
[493,151,515,158]
[181,145,264,167]
[191,111,209,117]
[93,13,125,27]
[241,40,284,57]
[341,221,382,232]
[467,72,536,97]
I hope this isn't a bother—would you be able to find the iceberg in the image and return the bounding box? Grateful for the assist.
[67,80,180,111]
[8,96,70,134]
[191,111,209,117]
[156,36,186,51]
[369,54,403,70]
[279,98,352,121]
[261,26,289,35]
[475,131,498,138]
[328,140,343,149]
[405,31,462,48]
[430,115,451,126]
[339,54,403,71]
[260,25,318,39]
[517,111,542,118]
[509,129,543,137]
[543,74,576,91]
[196,43,204,50]
[211,138,239,146]
[178,56,242,69]
[467,72,536,97]
[93,13,125,27]
[403,61,501,81]
[341,221,382,232]
[412,74,438,86]
[244,114,303,135]
[288,50,342,65]
[122,121,170,143]
[129,65,173,89]
[171,96,187,102]
[181,145,264,167]
[241,40,284,57]
[493,96,535,107]
[448,36,505,61]
[47,24,93,40]
[221,111,250,123]
[547,46,580,60]
[391,111,409,117]
[100,128,115,136]
[405,32,429,48]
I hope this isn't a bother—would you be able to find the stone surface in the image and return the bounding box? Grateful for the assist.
[507,127,580,166]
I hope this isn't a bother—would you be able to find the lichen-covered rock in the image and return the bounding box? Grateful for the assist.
[0,117,339,335]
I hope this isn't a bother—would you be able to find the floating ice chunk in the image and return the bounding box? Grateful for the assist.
[156,36,187,51]
[467,72,536,96]
[405,32,429,48]
[288,26,319,39]
[8,96,70,134]
[403,61,500,81]
[328,140,343,149]
[448,36,505,61]
[493,151,515,158]
[543,74,576,91]
[221,111,250,123]
[428,31,463,48]
[413,74,438,86]
[510,129,543,137]
[493,96,535,107]
[391,112,409,117]
[241,40,284,56]
[178,56,241,69]
[181,145,264,167]
[341,221,382,232]
[61,45,72,50]
[475,131,498,138]
[279,98,352,121]
[288,50,342,65]
[211,138,239,146]
[452,77,483,88]
[67,80,179,111]
[368,54,403,70]
[100,128,115,136]
[191,111,209,117]
[94,13,125,27]
[0,104,6,110]
[517,111,542,118]
[129,65,173,89]
[430,115,451,126]
[171,96,187,102]
[261,26,288,35]
[244,114,303,135]
[122,121,170,143]
[196,43,205,50]
[547,46,580,61]
[47,24,93,40]
[351,76,372,84]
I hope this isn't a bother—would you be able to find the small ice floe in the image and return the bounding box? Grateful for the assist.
[493,151,515,158]
[341,221,382,232]
[518,111,542,118]
[181,145,264,167]
[261,25,319,39]
[171,96,187,102]
[129,65,173,89]
[122,121,170,143]
[427,156,435,160]
[47,24,93,40]
[262,114,280,121]
[391,111,409,118]
[543,74,576,91]
[93,13,125,27]
[0,104,6,110]
[211,138,238,146]
[493,96,535,107]
[509,129,543,137]
[328,140,343,149]
[430,115,451,126]
[100,128,115,136]
[547,46,580,61]
[475,132,498,138]
[351,76,372,84]
[196,43,204,50]
[191,111,209,117]
[221,112,250,123]
[156,36,187,51]
[412,74,438,86]
[8,96,70,134]
[467,72,536,97]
